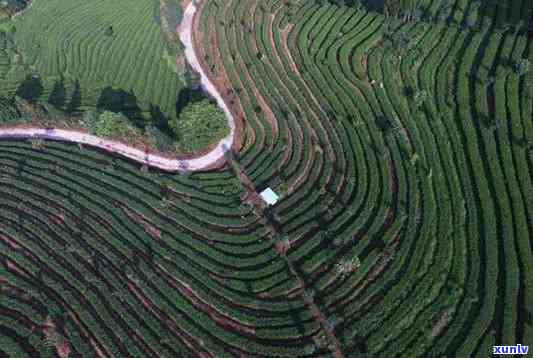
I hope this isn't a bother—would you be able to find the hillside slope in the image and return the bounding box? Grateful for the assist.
[0,0,531,357]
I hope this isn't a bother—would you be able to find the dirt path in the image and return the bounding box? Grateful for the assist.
[0,0,234,173]
[177,0,235,166]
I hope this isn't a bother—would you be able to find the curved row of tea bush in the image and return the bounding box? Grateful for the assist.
[0,0,531,356]
[195,0,532,356]
[2,0,185,122]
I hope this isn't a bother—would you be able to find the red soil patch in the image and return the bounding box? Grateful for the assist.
[5,259,30,279]
[280,25,298,73]
[192,0,245,154]
[242,68,278,146]
[126,280,215,358]
[42,317,71,358]
[178,280,255,335]
[157,263,257,336]
[176,55,186,70]
[288,123,317,194]
[0,233,22,250]
[180,0,192,10]
[50,209,67,226]
[430,308,454,338]
[120,206,162,239]
[275,239,289,256]
[248,2,259,53]
[284,283,305,300]
[361,54,369,80]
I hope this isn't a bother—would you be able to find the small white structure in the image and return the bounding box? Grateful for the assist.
[259,188,280,206]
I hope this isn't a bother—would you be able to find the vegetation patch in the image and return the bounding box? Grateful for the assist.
[171,98,229,153]
[84,110,141,140]
[1,0,187,124]
[0,0,30,18]
[0,0,531,356]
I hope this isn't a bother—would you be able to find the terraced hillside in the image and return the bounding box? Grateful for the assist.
[0,0,186,123]
[363,0,533,29]
[0,0,532,357]
[0,0,31,19]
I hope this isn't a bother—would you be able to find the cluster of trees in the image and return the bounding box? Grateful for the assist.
[79,109,175,152]
[84,90,229,154]
[319,0,362,7]
[0,0,30,17]
[82,110,141,141]
[170,98,229,153]
[381,0,423,19]
[2,47,227,153]
[2,73,228,154]
[322,0,426,21]
[0,93,65,125]
[326,0,531,31]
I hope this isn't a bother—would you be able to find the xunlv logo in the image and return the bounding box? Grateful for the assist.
[493,344,529,355]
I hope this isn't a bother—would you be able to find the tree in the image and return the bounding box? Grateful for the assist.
[30,138,45,150]
[514,59,529,76]
[170,98,229,153]
[275,234,291,256]
[16,74,43,103]
[184,64,201,89]
[335,256,361,278]
[48,77,66,109]
[66,79,82,113]
[410,152,420,165]
[105,25,114,37]
[145,125,175,152]
[92,111,140,139]
[97,86,141,119]
[413,90,427,107]
[80,109,98,132]
[464,15,476,30]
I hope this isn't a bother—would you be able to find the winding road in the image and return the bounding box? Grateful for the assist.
[0,0,235,172]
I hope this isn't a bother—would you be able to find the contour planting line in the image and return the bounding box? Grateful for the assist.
[0,0,235,173]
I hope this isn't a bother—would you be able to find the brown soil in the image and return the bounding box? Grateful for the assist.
[159,265,256,336]
[288,122,317,194]
[120,205,162,239]
[6,259,29,279]
[361,54,369,79]
[0,233,22,250]
[242,67,278,147]
[248,2,259,53]
[280,23,332,141]
[126,278,215,357]
[192,0,245,154]
[175,54,186,71]
[180,0,192,10]
[280,25,298,73]
[337,236,400,308]
[430,308,454,338]
[42,316,71,358]
[276,17,337,169]
[50,209,67,227]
